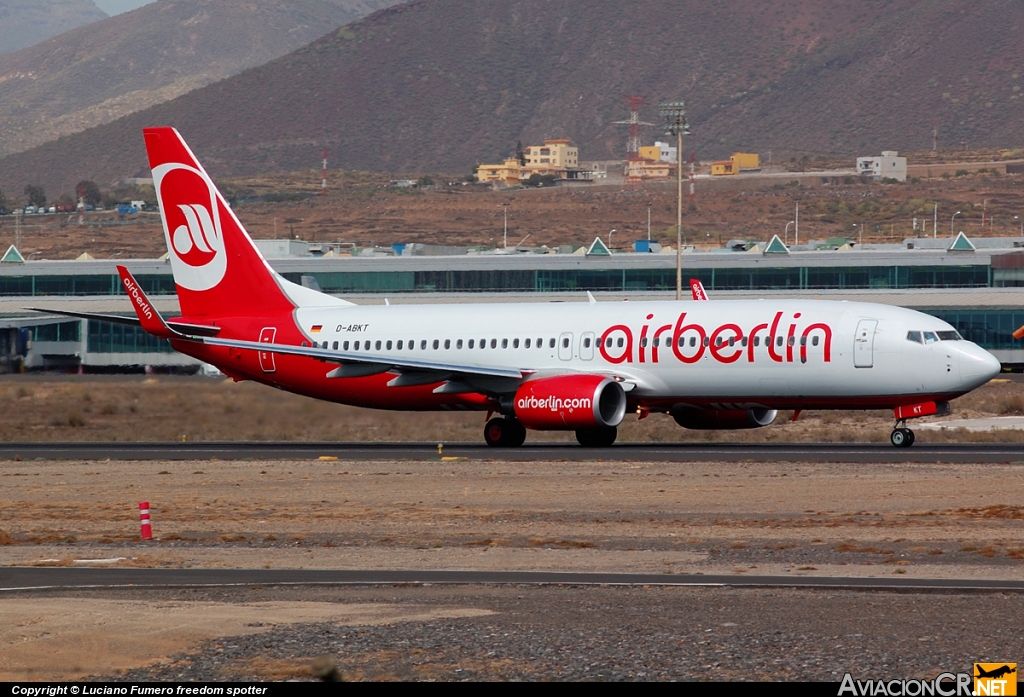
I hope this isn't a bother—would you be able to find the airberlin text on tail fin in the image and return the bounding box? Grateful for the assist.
[143,127,349,319]
[690,278,709,301]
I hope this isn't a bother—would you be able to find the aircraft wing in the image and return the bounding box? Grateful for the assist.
[25,308,221,336]
[193,334,524,381]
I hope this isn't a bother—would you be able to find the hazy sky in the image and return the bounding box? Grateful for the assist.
[93,0,156,15]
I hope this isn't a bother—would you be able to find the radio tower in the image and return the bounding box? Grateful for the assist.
[615,95,653,183]
[320,149,328,196]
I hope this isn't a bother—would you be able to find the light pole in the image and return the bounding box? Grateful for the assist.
[853,223,860,246]
[659,100,689,300]
[502,203,509,249]
[647,202,652,241]
[1016,215,1022,236]
[951,211,961,238]
[785,221,795,245]
[609,229,616,249]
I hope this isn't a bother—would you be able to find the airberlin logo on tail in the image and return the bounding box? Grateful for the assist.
[152,162,227,292]
[122,275,153,320]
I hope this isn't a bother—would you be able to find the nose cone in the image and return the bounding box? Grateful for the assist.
[959,343,1001,389]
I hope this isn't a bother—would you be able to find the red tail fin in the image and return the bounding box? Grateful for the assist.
[144,127,299,319]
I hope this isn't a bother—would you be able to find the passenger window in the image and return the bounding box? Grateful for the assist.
[799,336,806,346]
[502,338,508,348]
[741,337,748,347]
[487,339,494,348]
[364,341,371,350]
[457,339,463,349]
[703,337,709,347]
[433,339,440,349]
[375,340,381,350]
[923,331,938,344]
[513,338,519,348]
[468,339,475,349]
[607,337,614,348]
[617,337,624,348]
[754,336,760,347]
[728,337,735,347]
[640,337,648,348]
[301,341,308,347]
[332,341,338,350]
[537,338,543,347]
[812,336,819,346]
[689,337,696,347]
[343,341,349,350]
[444,339,451,349]
[787,336,795,347]
[549,338,556,348]
[481,339,486,349]
[776,336,783,347]
[584,337,591,348]
[525,338,531,349]
[386,340,392,350]
[397,340,403,350]
[421,340,427,350]
[562,337,570,348]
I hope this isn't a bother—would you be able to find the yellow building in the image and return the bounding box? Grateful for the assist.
[711,152,760,176]
[476,158,522,185]
[711,160,738,176]
[477,139,583,185]
[625,159,671,180]
[638,145,661,162]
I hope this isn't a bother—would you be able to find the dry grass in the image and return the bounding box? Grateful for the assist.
[0,374,1022,444]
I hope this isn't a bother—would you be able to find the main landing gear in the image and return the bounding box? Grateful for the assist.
[484,417,527,448]
[575,426,618,448]
[890,421,916,448]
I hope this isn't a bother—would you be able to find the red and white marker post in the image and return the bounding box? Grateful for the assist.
[139,501,153,540]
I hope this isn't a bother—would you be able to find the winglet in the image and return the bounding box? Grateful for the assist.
[116,265,181,339]
[587,291,597,304]
[690,278,708,301]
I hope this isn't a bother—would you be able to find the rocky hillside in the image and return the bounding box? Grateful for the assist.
[0,0,404,158]
[0,0,107,55]
[3,0,1024,195]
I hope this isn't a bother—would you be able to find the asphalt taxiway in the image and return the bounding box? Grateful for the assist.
[1,440,1023,462]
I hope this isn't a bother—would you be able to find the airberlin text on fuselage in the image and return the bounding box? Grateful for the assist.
[122,276,154,320]
[599,311,833,365]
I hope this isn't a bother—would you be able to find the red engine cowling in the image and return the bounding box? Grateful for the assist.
[514,375,627,430]
[673,408,778,430]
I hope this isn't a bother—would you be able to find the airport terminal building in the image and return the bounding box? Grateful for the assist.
[3,239,1024,371]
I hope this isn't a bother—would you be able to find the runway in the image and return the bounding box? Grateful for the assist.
[4,567,1024,593]
[1,440,1023,462]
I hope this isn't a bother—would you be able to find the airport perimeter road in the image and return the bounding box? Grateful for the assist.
[1,440,1023,462]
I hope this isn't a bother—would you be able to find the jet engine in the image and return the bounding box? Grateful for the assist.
[672,407,778,430]
[512,375,627,430]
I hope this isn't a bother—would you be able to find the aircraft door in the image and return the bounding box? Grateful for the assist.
[854,319,877,368]
[558,332,574,361]
[259,327,277,373]
[580,332,595,360]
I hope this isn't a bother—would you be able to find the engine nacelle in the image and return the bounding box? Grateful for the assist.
[673,407,778,430]
[514,375,627,431]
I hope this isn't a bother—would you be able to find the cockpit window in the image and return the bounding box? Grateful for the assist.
[923,331,939,344]
[937,330,962,341]
[906,331,923,344]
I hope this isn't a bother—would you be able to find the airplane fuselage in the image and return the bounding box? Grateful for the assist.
[172,298,997,413]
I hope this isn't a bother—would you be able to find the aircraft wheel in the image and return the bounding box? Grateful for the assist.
[890,428,913,448]
[575,426,618,447]
[484,417,526,447]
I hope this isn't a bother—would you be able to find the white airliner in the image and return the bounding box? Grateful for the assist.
[45,128,1002,448]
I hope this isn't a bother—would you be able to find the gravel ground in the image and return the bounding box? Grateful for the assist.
[91,585,1023,682]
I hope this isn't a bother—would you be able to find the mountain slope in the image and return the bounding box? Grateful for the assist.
[0,0,404,158]
[3,0,1024,195]
[0,0,107,55]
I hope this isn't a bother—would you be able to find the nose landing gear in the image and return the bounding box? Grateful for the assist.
[890,422,915,448]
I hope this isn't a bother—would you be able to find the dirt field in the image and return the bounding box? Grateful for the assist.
[2,374,1023,681]
[0,373,1022,444]
[1,167,1021,260]
[2,455,1023,680]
